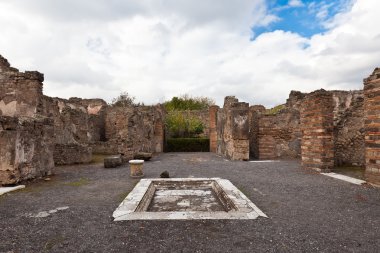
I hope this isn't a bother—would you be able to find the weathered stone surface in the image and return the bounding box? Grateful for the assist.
[104,155,122,168]
[217,96,249,161]
[53,144,92,166]
[364,68,380,186]
[209,105,219,153]
[134,152,153,161]
[301,90,334,172]
[333,91,365,166]
[104,105,165,161]
[0,116,54,185]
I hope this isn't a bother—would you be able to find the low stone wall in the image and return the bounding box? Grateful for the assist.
[301,90,334,172]
[53,144,92,166]
[0,116,54,185]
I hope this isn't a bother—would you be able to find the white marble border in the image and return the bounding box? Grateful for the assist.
[0,185,25,196]
[113,178,267,221]
[321,172,366,185]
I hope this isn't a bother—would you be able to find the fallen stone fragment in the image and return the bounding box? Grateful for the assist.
[134,152,153,161]
[104,155,122,168]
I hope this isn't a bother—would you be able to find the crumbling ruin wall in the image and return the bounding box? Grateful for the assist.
[300,90,334,172]
[364,68,380,186]
[217,96,249,161]
[209,105,219,152]
[41,97,108,165]
[332,91,365,167]
[0,55,44,118]
[0,55,55,185]
[249,91,304,160]
[249,105,265,159]
[249,90,365,165]
[0,116,54,185]
[102,105,165,161]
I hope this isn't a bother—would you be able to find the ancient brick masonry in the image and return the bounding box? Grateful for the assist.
[217,96,249,160]
[209,105,219,153]
[300,90,334,172]
[364,68,380,185]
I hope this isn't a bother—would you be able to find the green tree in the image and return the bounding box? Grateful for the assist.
[163,94,214,111]
[110,91,144,107]
[165,111,205,138]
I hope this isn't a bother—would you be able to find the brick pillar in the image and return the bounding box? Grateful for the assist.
[300,90,334,172]
[364,68,380,186]
[209,105,219,153]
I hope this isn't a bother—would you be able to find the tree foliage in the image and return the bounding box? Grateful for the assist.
[165,111,204,138]
[163,94,214,111]
[110,91,144,107]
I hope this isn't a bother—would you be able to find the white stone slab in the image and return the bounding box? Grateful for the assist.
[113,178,267,221]
[0,185,25,196]
[321,172,366,185]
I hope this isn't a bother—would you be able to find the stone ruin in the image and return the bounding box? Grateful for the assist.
[0,54,379,186]
[0,55,164,185]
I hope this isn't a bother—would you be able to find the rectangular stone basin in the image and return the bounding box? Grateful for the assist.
[113,178,267,220]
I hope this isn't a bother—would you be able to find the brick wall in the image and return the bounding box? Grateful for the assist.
[300,90,334,172]
[209,105,219,152]
[364,68,380,185]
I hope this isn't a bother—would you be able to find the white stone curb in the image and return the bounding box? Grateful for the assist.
[0,185,25,196]
[321,172,366,185]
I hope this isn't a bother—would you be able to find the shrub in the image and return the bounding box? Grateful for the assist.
[165,138,210,152]
[165,112,204,138]
[163,94,214,111]
[110,91,144,107]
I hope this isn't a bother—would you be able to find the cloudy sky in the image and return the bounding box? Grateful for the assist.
[0,0,379,107]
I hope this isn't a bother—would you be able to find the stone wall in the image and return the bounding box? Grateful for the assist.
[249,105,265,159]
[249,91,304,160]
[0,55,44,118]
[249,90,365,165]
[217,96,249,161]
[42,97,96,165]
[333,91,365,166]
[0,55,55,185]
[0,116,54,185]
[364,68,380,186]
[209,105,219,152]
[300,90,334,172]
[103,105,165,161]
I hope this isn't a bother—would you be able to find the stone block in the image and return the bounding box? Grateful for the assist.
[104,155,122,168]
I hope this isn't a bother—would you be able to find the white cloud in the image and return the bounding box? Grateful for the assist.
[0,0,379,108]
[288,0,304,8]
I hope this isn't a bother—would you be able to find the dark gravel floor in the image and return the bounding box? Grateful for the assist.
[1,152,380,253]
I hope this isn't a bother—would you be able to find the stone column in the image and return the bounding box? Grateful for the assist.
[209,105,219,153]
[364,68,380,186]
[300,90,334,172]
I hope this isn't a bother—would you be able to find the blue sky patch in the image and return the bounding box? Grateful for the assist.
[252,0,353,39]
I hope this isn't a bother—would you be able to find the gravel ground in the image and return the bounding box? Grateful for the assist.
[1,152,379,253]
